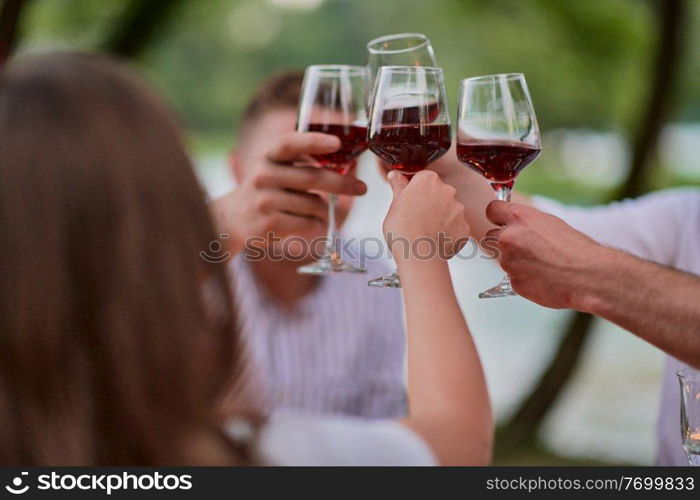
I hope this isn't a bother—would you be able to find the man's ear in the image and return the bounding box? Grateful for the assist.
[228,149,243,183]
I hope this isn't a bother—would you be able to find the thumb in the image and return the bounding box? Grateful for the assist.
[387,170,409,200]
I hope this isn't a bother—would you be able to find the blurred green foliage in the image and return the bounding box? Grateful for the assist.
[16,0,700,203]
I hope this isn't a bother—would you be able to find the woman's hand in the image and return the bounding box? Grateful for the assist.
[386,170,492,465]
[383,170,470,261]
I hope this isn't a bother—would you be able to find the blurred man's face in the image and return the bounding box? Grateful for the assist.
[231,108,355,261]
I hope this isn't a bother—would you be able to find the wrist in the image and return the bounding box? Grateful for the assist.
[395,253,454,301]
[387,230,439,261]
[394,250,449,273]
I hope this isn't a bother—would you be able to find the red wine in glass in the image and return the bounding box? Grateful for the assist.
[306,123,368,174]
[380,101,440,125]
[296,64,368,275]
[457,73,541,298]
[369,123,451,176]
[366,66,451,288]
[456,142,541,190]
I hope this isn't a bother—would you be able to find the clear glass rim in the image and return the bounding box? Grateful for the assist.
[377,65,443,75]
[461,72,526,84]
[306,64,367,76]
[678,368,700,381]
[367,33,430,54]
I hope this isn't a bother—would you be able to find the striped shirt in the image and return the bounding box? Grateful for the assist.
[229,253,407,419]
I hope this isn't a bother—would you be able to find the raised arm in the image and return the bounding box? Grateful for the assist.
[487,201,700,369]
[383,170,493,466]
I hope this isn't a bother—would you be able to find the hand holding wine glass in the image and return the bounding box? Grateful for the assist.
[456,73,541,298]
[367,66,452,287]
[296,65,369,275]
[212,131,367,255]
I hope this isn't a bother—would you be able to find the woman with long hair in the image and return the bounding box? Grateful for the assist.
[0,53,491,465]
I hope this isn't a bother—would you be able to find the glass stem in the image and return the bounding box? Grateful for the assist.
[491,182,512,202]
[326,193,339,262]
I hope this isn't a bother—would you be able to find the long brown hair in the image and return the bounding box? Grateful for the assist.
[0,53,245,465]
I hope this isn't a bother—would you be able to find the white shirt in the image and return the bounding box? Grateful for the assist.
[245,413,436,466]
[532,188,700,466]
[229,252,407,419]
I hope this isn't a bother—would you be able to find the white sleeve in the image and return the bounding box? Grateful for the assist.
[251,413,436,466]
[531,188,700,267]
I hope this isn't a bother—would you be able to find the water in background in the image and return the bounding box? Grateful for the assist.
[197,152,664,465]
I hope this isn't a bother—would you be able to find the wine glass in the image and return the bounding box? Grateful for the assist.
[367,33,437,93]
[456,73,541,299]
[296,65,369,275]
[678,368,700,466]
[367,66,451,288]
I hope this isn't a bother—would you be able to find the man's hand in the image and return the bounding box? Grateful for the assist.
[212,132,367,253]
[485,200,616,309]
[486,200,700,368]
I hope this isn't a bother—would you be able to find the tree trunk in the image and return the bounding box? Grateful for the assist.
[0,0,31,66]
[497,0,686,454]
[100,0,186,59]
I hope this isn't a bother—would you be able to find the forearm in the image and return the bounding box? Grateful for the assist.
[397,256,492,465]
[578,248,700,368]
[434,158,530,242]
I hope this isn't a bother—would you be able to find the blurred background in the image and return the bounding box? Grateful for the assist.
[3,0,698,464]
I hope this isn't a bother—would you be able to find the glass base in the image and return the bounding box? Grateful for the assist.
[478,275,518,299]
[685,442,700,466]
[368,269,401,288]
[297,257,365,276]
